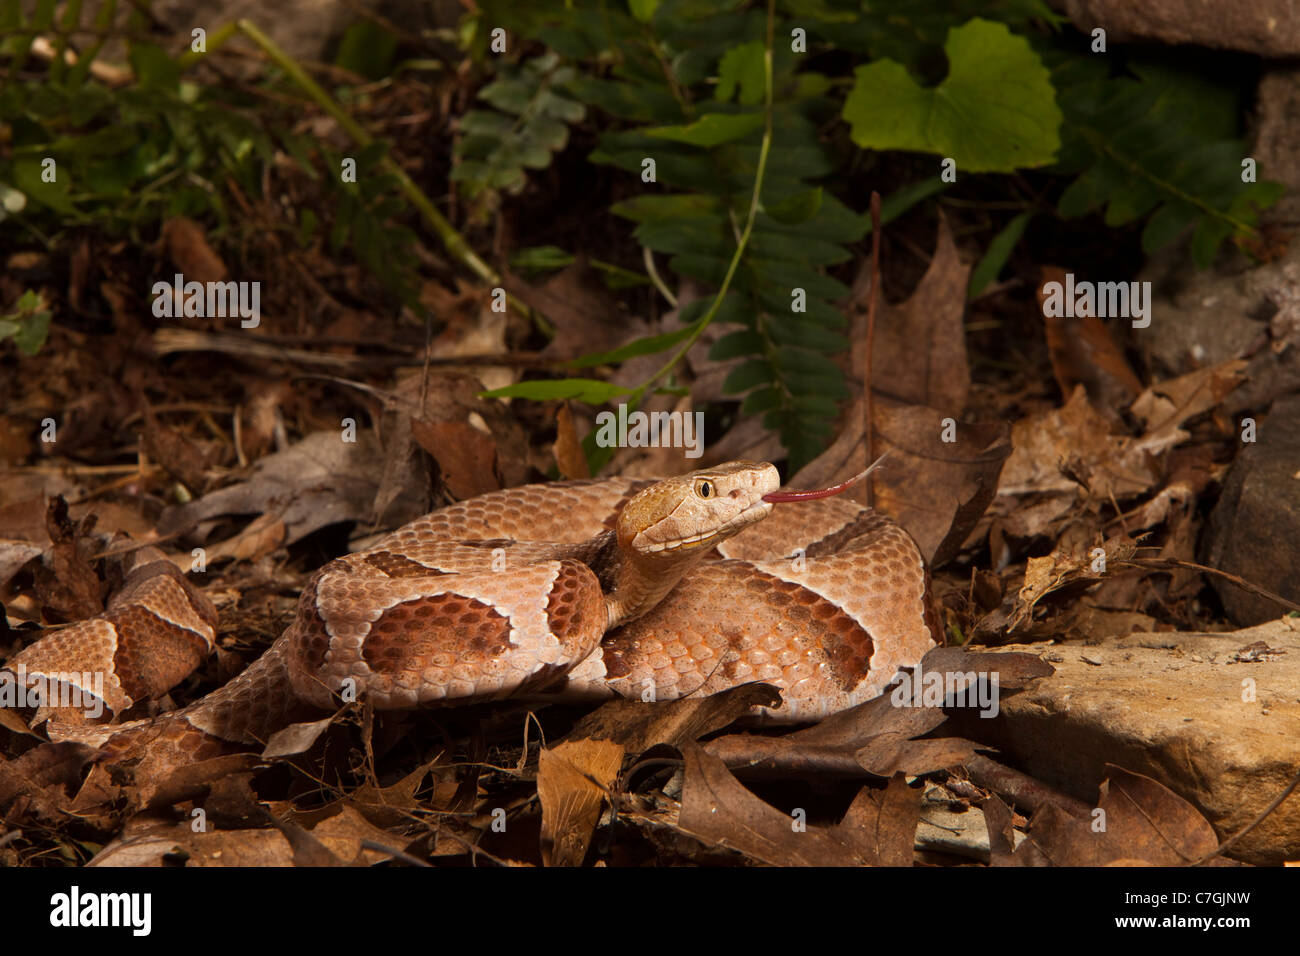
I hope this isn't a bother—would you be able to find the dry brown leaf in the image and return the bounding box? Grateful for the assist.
[160,216,227,285]
[157,430,411,550]
[1008,534,1139,631]
[677,742,871,866]
[837,774,922,867]
[516,261,649,362]
[537,738,623,866]
[346,759,444,829]
[32,497,103,623]
[1129,359,1247,451]
[410,417,500,499]
[553,404,589,479]
[261,715,337,759]
[869,400,1010,565]
[203,512,287,565]
[1022,765,1220,866]
[141,405,212,493]
[566,681,782,754]
[998,385,1154,502]
[854,734,984,777]
[864,212,972,411]
[1038,265,1143,417]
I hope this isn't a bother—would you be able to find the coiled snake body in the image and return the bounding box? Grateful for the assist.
[4,462,940,765]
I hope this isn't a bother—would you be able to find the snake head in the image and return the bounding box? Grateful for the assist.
[619,461,780,556]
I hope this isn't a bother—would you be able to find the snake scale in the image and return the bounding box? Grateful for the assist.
[2,461,940,768]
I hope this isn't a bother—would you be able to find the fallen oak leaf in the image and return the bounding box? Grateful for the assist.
[1023,764,1220,866]
[676,742,870,866]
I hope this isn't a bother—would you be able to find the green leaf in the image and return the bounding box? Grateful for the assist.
[629,0,659,23]
[842,18,1061,172]
[1140,200,1198,254]
[645,111,764,147]
[334,20,398,80]
[763,186,823,225]
[1190,217,1232,270]
[480,378,633,404]
[569,324,698,368]
[968,211,1032,299]
[11,157,74,213]
[716,41,766,106]
[128,42,181,91]
[709,329,765,360]
[0,290,52,356]
[611,192,723,222]
[510,245,575,273]
[722,358,775,393]
[869,178,949,231]
[740,386,782,414]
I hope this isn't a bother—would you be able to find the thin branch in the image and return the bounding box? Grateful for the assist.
[1192,763,1300,866]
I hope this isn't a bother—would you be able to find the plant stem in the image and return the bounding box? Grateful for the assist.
[633,0,776,400]
[185,19,546,331]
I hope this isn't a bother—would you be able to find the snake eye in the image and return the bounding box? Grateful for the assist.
[696,480,713,499]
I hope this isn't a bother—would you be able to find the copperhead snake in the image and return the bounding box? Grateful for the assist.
[2,461,940,767]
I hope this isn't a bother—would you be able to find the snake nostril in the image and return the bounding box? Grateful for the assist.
[729,489,741,498]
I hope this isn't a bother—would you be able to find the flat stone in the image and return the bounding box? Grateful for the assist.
[951,620,1300,865]
[1062,0,1300,57]
[1202,392,1300,625]
[1137,237,1300,407]
[1251,68,1300,227]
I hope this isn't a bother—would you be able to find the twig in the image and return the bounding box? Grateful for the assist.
[1126,557,1300,614]
[965,754,1091,820]
[1191,763,1300,866]
[642,246,678,308]
[863,190,882,507]
[152,328,560,370]
[358,839,432,867]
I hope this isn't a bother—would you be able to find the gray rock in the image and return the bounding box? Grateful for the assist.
[952,621,1300,865]
[1203,393,1300,625]
[1251,68,1300,227]
[1061,0,1300,57]
[1137,237,1300,410]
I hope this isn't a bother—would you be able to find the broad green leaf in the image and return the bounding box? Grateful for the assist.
[722,358,775,393]
[629,0,659,23]
[0,290,51,356]
[611,192,722,222]
[645,112,763,147]
[480,378,633,404]
[334,20,398,80]
[570,324,698,368]
[510,245,575,273]
[843,18,1061,172]
[128,42,181,91]
[740,386,782,414]
[480,77,532,114]
[716,41,765,106]
[11,157,73,213]
[709,329,765,360]
[1140,200,1198,254]
[762,186,823,225]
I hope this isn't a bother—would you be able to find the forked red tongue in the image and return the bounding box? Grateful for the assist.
[762,453,889,503]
